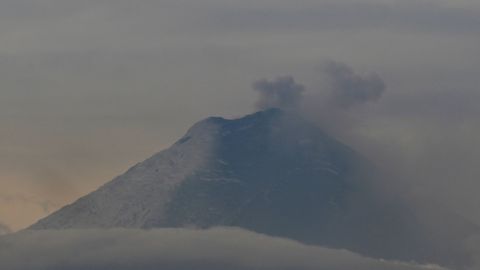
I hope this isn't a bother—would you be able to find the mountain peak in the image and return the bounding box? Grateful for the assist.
[29,108,352,232]
[28,109,472,267]
[205,108,284,126]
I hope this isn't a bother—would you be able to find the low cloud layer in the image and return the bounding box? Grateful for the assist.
[0,227,447,270]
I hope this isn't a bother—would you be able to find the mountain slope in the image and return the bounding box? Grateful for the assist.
[31,114,220,229]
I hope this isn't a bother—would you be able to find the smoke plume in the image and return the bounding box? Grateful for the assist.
[253,76,305,110]
[323,61,386,108]
[253,61,386,113]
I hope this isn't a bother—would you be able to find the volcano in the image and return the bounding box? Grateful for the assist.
[30,109,475,267]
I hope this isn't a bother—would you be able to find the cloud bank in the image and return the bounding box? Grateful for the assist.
[0,227,447,270]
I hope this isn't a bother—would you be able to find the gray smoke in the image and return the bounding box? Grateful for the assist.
[323,61,386,108]
[252,62,386,112]
[253,76,305,110]
[252,62,387,139]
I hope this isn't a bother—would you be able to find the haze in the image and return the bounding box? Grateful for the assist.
[1,0,479,240]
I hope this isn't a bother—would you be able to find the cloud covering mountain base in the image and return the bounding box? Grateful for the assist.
[0,227,448,270]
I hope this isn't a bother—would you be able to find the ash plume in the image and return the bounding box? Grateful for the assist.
[252,61,386,113]
[323,61,386,108]
[253,76,305,110]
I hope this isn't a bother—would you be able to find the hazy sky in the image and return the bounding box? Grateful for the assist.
[1,0,480,231]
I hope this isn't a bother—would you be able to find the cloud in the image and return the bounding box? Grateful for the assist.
[0,227,447,270]
[253,76,305,110]
[323,61,386,108]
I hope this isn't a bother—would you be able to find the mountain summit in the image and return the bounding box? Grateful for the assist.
[32,109,363,231]
[30,109,474,267]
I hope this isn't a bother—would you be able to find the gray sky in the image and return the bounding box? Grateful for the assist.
[1,0,480,231]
